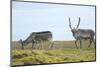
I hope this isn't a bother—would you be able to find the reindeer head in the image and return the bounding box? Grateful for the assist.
[18,39,27,45]
[69,17,80,36]
[18,39,23,43]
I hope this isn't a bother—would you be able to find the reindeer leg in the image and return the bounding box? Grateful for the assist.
[75,40,78,49]
[22,43,24,49]
[36,41,39,49]
[32,40,35,49]
[88,39,92,48]
[32,42,34,49]
[41,40,43,49]
[51,42,54,49]
[37,43,40,49]
[80,40,82,48]
[21,42,24,49]
[92,38,96,48]
[48,42,51,49]
[48,42,54,49]
[35,42,37,49]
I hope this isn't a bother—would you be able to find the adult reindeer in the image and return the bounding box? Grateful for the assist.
[68,17,95,48]
[19,31,53,49]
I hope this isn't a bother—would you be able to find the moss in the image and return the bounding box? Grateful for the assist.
[12,48,96,66]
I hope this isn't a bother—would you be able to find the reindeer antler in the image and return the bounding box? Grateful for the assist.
[69,17,72,30]
[76,17,80,29]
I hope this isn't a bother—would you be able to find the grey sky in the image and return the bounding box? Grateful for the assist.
[12,1,95,41]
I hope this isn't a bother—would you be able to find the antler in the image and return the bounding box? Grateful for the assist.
[76,17,80,29]
[69,17,72,30]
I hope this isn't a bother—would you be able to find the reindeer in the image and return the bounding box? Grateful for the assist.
[19,31,53,49]
[68,17,95,48]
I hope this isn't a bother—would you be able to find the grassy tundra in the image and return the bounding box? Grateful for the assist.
[11,40,96,66]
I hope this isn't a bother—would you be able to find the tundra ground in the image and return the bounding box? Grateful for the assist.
[11,40,96,66]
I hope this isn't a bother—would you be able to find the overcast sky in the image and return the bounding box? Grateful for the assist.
[12,1,95,41]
